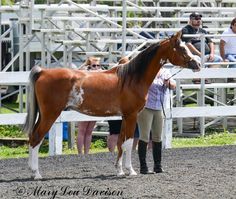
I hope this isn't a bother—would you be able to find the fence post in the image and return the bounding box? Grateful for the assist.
[162,90,173,149]
[49,122,63,156]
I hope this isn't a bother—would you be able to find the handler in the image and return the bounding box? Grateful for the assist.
[137,67,176,174]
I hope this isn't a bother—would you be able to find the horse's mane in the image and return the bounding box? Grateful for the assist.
[117,42,160,86]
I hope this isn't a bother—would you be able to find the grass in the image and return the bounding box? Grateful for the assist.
[0,131,235,159]
[172,132,236,148]
[0,125,26,138]
[0,141,109,159]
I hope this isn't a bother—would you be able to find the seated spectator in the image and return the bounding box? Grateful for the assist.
[181,12,222,68]
[220,17,236,69]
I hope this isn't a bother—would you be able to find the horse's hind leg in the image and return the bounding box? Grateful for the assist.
[116,139,125,176]
[28,139,43,179]
[28,113,60,179]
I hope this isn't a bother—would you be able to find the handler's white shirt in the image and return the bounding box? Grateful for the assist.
[221,28,236,55]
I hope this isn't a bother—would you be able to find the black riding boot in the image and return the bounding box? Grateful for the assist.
[152,141,164,173]
[138,140,154,174]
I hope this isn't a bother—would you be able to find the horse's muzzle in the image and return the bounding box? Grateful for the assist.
[188,59,201,72]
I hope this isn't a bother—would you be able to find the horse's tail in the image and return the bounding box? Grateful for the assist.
[22,66,42,135]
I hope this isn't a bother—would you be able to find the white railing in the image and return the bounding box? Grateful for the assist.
[1,67,236,154]
[167,68,236,137]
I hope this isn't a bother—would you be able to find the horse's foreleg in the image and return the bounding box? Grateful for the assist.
[116,115,137,176]
[123,115,137,176]
[28,139,43,179]
[122,138,137,176]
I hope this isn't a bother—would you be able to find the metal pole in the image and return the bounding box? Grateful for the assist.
[26,23,30,71]
[199,33,205,136]
[63,21,67,68]
[122,0,127,57]
[176,79,183,134]
[19,17,24,112]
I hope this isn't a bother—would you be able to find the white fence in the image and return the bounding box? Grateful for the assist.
[168,67,236,135]
[1,68,236,155]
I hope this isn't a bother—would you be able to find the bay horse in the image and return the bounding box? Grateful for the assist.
[23,31,200,179]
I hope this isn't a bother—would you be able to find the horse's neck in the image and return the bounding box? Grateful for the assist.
[143,47,168,90]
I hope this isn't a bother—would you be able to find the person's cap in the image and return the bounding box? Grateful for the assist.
[189,12,202,19]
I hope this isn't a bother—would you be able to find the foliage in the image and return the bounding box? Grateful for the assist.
[91,139,106,149]
[0,125,25,138]
[1,0,14,6]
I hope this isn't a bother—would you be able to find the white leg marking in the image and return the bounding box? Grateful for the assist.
[122,139,137,176]
[29,141,43,179]
[117,151,125,176]
[28,145,33,170]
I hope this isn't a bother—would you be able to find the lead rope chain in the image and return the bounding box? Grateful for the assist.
[161,67,183,119]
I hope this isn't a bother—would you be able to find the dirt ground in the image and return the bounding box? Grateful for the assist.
[0,145,235,199]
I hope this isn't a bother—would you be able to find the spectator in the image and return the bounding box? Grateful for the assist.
[137,67,176,174]
[108,121,140,152]
[220,17,236,69]
[107,120,122,152]
[77,57,101,154]
[181,12,222,68]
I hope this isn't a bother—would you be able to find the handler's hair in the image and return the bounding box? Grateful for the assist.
[230,17,236,29]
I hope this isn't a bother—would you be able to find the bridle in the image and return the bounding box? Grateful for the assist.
[169,37,194,68]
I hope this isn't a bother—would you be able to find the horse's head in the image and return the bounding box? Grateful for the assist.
[168,31,201,71]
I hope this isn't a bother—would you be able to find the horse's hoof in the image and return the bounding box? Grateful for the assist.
[32,171,42,180]
[117,171,125,176]
[128,170,137,176]
[34,174,42,180]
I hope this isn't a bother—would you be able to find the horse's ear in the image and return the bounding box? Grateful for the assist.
[170,31,182,47]
[175,31,182,40]
[171,31,182,43]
